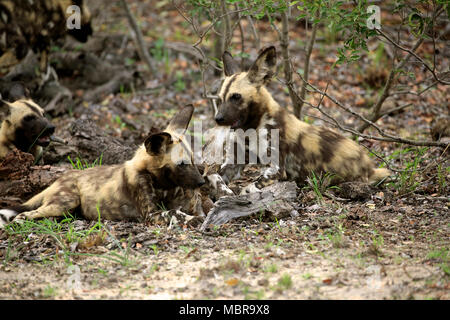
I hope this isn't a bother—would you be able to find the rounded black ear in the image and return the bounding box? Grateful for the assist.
[144,132,172,156]
[247,46,277,84]
[222,51,240,76]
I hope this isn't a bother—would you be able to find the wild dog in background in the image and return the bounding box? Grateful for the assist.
[0,105,205,228]
[213,46,391,185]
[0,0,92,75]
[0,99,55,162]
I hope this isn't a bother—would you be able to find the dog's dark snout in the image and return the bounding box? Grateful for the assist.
[215,114,225,124]
[46,124,56,134]
[197,178,206,187]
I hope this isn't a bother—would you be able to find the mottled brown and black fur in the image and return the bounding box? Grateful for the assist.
[0,105,205,227]
[0,0,92,74]
[0,99,55,161]
[215,46,390,185]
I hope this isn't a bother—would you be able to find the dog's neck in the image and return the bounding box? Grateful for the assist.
[250,86,287,130]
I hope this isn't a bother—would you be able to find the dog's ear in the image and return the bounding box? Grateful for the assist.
[247,46,277,85]
[165,104,194,135]
[0,82,29,102]
[9,83,30,101]
[144,132,173,156]
[0,100,11,120]
[222,51,240,76]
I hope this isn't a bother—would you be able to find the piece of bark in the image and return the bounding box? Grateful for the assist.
[83,70,135,102]
[69,119,136,165]
[200,181,298,231]
[51,51,121,87]
[0,149,67,205]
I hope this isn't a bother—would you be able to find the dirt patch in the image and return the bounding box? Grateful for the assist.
[1,193,448,300]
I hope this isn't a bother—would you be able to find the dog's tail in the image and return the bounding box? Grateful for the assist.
[369,167,391,184]
[0,191,46,228]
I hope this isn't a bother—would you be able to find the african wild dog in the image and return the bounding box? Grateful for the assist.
[0,0,92,73]
[0,99,55,162]
[214,46,391,185]
[0,105,205,227]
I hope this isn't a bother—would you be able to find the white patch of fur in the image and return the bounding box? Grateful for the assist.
[207,174,234,196]
[257,113,276,130]
[263,165,280,179]
[0,209,18,228]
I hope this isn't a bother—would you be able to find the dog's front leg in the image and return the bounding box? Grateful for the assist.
[133,173,160,222]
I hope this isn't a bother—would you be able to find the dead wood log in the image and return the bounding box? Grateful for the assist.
[83,70,135,102]
[67,119,136,165]
[0,149,67,207]
[50,51,119,86]
[200,181,298,231]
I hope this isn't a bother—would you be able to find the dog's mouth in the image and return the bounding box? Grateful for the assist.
[230,119,241,129]
[36,127,56,146]
[36,134,51,146]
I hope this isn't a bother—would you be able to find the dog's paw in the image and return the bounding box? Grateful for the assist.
[13,212,32,223]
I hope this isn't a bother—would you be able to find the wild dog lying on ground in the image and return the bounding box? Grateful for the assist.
[213,46,390,185]
[0,105,205,228]
[0,99,55,162]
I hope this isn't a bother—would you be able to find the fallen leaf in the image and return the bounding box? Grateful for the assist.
[366,203,376,210]
[185,247,198,259]
[225,278,239,286]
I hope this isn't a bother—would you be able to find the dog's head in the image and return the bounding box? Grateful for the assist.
[214,46,277,129]
[0,99,55,153]
[142,105,205,190]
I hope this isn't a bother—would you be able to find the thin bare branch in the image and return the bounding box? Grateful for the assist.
[273,10,302,116]
[120,0,156,74]
[247,15,260,50]
[377,29,450,85]
[287,72,449,148]
[357,35,424,133]
[298,10,319,116]
[235,4,246,69]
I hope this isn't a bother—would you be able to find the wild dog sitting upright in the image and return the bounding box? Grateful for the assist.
[214,46,390,184]
[0,105,205,227]
[0,99,55,161]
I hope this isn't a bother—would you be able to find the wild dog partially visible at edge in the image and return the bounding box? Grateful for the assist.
[0,105,205,228]
[214,46,390,185]
[0,0,92,74]
[0,99,55,162]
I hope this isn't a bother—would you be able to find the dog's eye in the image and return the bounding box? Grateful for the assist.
[230,93,241,100]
